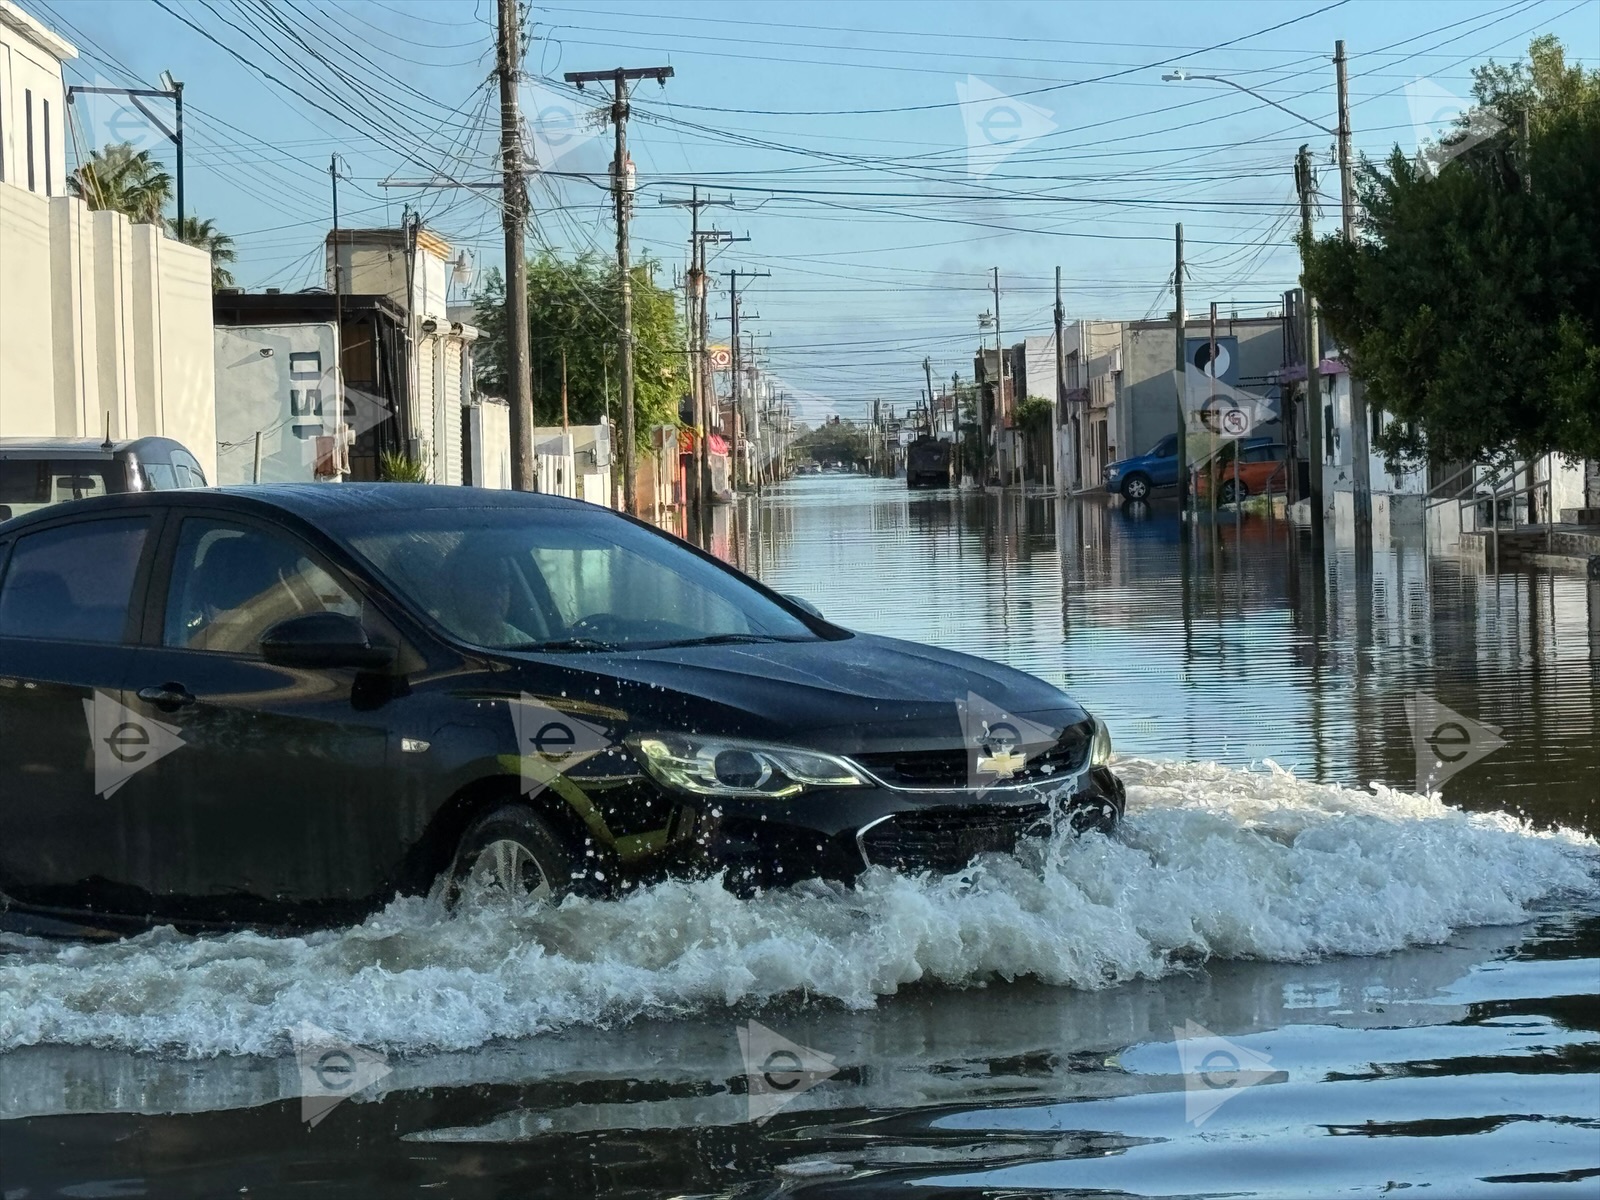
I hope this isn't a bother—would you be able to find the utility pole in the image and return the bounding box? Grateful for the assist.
[565,65,674,514]
[726,269,768,490]
[1174,223,1189,522]
[661,191,734,534]
[1296,145,1325,550]
[1335,39,1371,531]
[922,356,936,436]
[1054,265,1068,491]
[329,154,345,477]
[991,267,1004,487]
[497,0,535,491]
[561,347,569,430]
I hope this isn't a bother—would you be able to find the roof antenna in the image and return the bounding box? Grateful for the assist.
[101,412,113,452]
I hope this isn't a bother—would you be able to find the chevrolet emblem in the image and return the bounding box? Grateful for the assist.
[976,748,1027,778]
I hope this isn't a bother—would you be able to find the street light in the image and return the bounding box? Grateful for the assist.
[66,69,185,227]
[1161,69,1334,136]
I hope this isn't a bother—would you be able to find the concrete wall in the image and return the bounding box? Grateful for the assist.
[0,186,216,476]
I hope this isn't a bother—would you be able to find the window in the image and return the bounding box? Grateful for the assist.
[25,89,34,193]
[163,519,361,654]
[0,460,125,517]
[42,99,50,196]
[1151,435,1177,458]
[171,449,208,488]
[141,462,180,491]
[0,518,150,644]
[344,508,816,651]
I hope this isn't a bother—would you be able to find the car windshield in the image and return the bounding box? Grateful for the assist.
[340,507,819,651]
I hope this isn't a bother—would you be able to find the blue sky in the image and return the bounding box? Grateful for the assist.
[35,0,1600,421]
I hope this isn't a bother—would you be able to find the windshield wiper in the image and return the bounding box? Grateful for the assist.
[506,637,622,653]
[651,633,805,648]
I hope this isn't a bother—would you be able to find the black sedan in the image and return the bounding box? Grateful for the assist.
[0,485,1123,934]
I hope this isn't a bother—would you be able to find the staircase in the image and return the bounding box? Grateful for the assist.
[1465,509,1600,573]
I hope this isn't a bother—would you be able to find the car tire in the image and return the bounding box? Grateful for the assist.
[1120,473,1151,501]
[1220,480,1246,504]
[445,804,576,909]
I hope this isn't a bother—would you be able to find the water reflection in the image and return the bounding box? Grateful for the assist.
[735,477,1598,832]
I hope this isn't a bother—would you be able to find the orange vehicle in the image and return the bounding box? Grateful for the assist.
[1196,441,1290,503]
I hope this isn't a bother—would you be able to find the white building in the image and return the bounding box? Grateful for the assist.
[0,0,216,476]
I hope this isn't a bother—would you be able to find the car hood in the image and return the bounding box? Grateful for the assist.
[502,632,1087,751]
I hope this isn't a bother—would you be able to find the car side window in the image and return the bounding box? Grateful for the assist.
[0,518,150,644]
[163,519,363,654]
[1153,435,1177,457]
[142,462,179,490]
[171,450,207,489]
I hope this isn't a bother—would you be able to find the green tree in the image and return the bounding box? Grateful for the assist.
[1299,37,1600,466]
[169,215,237,289]
[1015,394,1053,482]
[793,419,871,467]
[474,252,685,450]
[68,142,172,225]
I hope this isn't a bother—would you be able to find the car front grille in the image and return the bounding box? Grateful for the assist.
[859,803,1052,873]
[854,724,1091,790]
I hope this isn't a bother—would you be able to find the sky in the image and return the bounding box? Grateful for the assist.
[35,0,1600,423]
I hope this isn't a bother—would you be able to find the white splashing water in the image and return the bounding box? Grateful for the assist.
[0,760,1593,1058]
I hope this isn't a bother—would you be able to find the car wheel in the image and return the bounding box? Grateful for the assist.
[1120,473,1151,501]
[445,805,576,909]
[1220,480,1246,504]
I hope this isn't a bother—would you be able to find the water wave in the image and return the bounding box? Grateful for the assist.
[0,759,1593,1058]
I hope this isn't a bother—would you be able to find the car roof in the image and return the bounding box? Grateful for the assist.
[0,483,593,537]
[0,436,188,458]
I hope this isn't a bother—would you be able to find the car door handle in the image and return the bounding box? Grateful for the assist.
[137,684,195,710]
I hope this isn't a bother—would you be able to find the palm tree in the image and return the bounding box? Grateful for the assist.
[67,142,172,225]
[169,215,237,290]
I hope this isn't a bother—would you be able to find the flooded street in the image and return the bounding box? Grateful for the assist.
[3,477,1597,1198]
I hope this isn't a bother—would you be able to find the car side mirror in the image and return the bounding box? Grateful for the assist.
[784,593,823,619]
[260,612,396,671]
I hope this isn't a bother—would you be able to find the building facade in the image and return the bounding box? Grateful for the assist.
[0,1,216,476]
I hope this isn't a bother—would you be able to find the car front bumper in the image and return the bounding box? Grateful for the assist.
[683,765,1126,890]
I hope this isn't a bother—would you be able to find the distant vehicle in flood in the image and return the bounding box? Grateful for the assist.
[906,436,954,489]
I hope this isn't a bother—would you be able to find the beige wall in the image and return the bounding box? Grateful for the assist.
[0,1,73,199]
[0,185,216,476]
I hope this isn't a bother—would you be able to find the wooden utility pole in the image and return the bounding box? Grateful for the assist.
[497,0,535,491]
[561,348,569,430]
[1335,40,1371,530]
[565,66,674,513]
[329,154,345,478]
[1296,145,1325,550]
[922,356,936,435]
[1174,223,1189,521]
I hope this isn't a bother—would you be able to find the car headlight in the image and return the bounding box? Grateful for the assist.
[1090,717,1113,766]
[629,733,868,798]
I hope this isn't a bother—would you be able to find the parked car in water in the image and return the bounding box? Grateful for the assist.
[1104,434,1178,501]
[0,484,1123,935]
[0,437,208,522]
[1195,440,1290,503]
